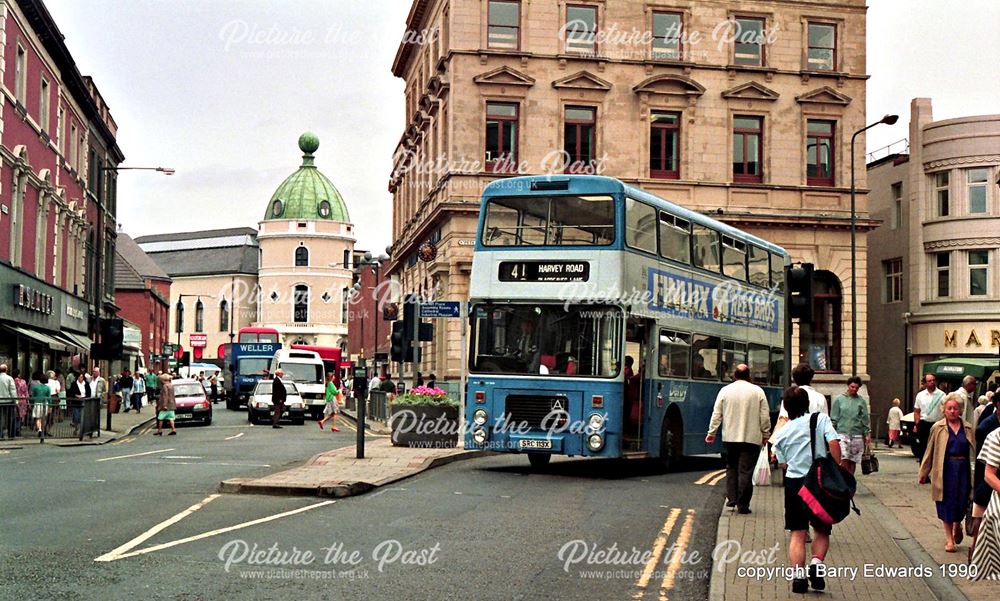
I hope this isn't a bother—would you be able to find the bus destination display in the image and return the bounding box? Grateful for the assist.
[498,261,590,282]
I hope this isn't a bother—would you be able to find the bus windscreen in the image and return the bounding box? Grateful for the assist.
[279,362,323,384]
[481,195,615,247]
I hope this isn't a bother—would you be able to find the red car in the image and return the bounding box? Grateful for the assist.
[171,378,213,425]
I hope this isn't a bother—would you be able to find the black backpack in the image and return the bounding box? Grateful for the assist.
[798,413,861,525]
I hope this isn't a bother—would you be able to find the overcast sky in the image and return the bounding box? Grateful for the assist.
[44,0,1000,253]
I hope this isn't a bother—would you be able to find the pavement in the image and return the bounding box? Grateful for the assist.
[0,402,155,448]
[708,442,992,601]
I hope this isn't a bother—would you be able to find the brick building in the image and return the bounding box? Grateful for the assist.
[388,0,876,397]
[114,232,171,373]
[0,0,122,377]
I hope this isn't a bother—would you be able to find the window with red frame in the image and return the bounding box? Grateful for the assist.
[485,102,519,173]
[806,120,835,186]
[564,106,596,174]
[733,116,763,183]
[650,111,680,179]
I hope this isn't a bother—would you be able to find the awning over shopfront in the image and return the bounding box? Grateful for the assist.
[55,330,94,353]
[1,323,70,352]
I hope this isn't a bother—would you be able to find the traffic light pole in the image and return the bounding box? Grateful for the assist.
[784,265,792,390]
[411,296,420,392]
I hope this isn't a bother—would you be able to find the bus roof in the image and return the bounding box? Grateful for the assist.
[922,358,1000,379]
[480,175,788,257]
[239,327,279,333]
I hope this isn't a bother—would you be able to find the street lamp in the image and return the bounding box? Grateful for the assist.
[106,166,175,175]
[850,114,898,377]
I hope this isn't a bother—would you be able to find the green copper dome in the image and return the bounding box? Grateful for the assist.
[264,133,350,222]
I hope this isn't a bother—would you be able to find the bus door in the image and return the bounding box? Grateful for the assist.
[624,317,650,447]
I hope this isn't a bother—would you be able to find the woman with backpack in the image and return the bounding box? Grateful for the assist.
[771,385,843,595]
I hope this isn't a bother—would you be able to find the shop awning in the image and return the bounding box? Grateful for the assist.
[56,330,94,353]
[0,323,70,352]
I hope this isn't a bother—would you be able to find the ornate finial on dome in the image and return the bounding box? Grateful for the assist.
[298,132,319,166]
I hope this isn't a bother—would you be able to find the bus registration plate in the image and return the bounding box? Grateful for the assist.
[518,439,553,450]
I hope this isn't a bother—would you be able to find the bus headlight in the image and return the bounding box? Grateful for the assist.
[473,428,488,444]
[587,413,605,431]
[587,433,604,452]
[473,409,488,426]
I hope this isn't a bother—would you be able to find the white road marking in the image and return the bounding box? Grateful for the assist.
[106,499,336,561]
[224,432,244,440]
[163,456,203,460]
[96,448,175,462]
[129,461,272,467]
[95,494,220,562]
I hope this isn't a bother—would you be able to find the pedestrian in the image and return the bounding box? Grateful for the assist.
[368,371,382,400]
[119,369,134,413]
[705,364,771,514]
[68,370,91,435]
[30,372,50,439]
[829,376,871,475]
[155,373,176,436]
[956,375,978,425]
[131,370,146,413]
[771,385,842,594]
[886,398,904,448]
[318,372,341,432]
[145,369,159,405]
[209,375,219,403]
[380,373,397,396]
[92,368,108,409]
[13,369,28,437]
[45,370,61,435]
[54,368,66,422]
[775,363,828,432]
[427,373,437,389]
[271,369,287,429]
[918,394,974,553]
[914,373,945,460]
[416,372,424,387]
[0,364,16,438]
[975,395,991,427]
[969,393,1000,560]
[971,427,1000,578]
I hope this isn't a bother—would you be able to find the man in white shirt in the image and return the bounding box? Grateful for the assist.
[0,364,16,437]
[955,375,977,425]
[777,363,828,426]
[914,373,945,459]
[91,368,107,404]
[705,364,771,514]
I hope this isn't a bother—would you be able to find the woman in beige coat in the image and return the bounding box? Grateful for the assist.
[918,395,975,552]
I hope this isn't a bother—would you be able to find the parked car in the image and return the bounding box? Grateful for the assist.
[171,378,213,425]
[247,380,306,425]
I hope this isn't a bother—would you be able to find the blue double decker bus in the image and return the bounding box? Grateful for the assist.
[464,175,788,468]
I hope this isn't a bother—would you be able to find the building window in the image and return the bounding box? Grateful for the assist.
[969,251,989,296]
[968,168,989,214]
[733,116,763,183]
[937,252,951,298]
[732,17,765,66]
[343,249,351,268]
[294,285,309,323]
[69,123,78,171]
[799,270,841,372]
[883,258,902,303]
[15,44,26,105]
[219,299,229,332]
[651,12,681,60]
[564,106,596,174]
[176,302,184,333]
[891,182,902,229]
[295,246,309,267]
[650,111,680,179]
[40,78,50,132]
[195,300,204,332]
[485,102,518,172]
[807,22,836,71]
[488,0,520,49]
[565,5,597,55]
[806,120,834,186]
[935,172,950,217]
[341,288,350,324]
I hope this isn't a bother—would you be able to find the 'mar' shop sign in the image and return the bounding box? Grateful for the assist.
[13,284,54,315]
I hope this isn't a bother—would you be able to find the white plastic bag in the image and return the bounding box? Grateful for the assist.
[752,447,771,486]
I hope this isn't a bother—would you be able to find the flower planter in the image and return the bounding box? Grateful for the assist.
[389,404,459,448]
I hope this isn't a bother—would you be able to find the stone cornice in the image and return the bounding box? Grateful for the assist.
[924,156,1000,171]
[924,238,1000,251]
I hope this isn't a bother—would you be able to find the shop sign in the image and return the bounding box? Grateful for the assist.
[190,333,208,348]
[123,326,142,349]
[13,284,53,315]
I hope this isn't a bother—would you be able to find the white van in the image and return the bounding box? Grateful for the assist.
[179,363,222,381]
[269,349,325,419]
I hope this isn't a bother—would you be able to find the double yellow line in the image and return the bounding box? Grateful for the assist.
[632,508,697,600]
[694,468,726,486]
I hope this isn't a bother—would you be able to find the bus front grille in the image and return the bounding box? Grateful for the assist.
[504,395,569,430]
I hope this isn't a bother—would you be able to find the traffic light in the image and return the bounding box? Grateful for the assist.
[93,317,124,359]
[787,263,814,321]
[391,321,407,362]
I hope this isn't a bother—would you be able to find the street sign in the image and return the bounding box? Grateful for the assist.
[419,301,461,318]
[189,333,208,348]
[162,343,176,355]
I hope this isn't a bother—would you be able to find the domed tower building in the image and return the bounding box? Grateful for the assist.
[257,133,356,351]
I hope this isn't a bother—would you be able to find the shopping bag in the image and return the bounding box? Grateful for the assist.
[336,391,345,407]
[752,447,770,486]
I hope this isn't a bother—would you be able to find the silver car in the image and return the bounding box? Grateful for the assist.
[247,380,306,425]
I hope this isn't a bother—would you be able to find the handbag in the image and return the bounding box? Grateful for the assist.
[861,442,878,475]
[752,447,771,486]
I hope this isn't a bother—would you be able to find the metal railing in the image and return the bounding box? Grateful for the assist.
[368,390,391,423]
[0,397,102,443]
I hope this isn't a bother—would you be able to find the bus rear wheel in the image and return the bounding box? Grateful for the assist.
[528,453,551,468]
[659,410,684,472]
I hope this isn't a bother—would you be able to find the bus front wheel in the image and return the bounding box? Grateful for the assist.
[528,453,551,468]
[658,410,684,472]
